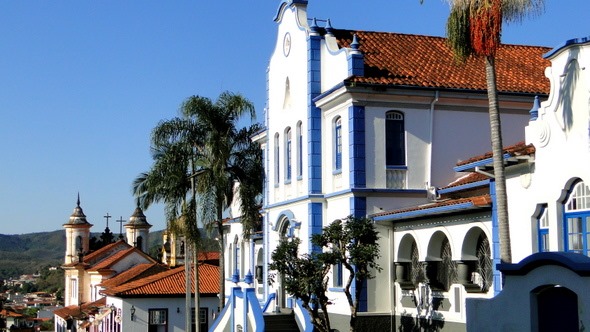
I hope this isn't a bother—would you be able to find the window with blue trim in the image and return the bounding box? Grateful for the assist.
[296,121,303,179]
[333,262,343,288]
[334,117,342,171]
[285,128,292,182]
[537,205,549,252]
[274,133,280,185]
[386,111,405,166]
[564,181,590,256]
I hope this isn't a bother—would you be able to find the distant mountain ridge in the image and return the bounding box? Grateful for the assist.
[0,230,165,280]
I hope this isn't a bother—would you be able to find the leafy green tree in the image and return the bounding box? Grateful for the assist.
[443,0,544,263]
[270,216,381,332]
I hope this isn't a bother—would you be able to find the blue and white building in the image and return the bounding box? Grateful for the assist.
[217,1,552,331]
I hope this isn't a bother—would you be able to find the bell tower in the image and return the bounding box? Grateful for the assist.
[125,204,152,252]
[63,194,92,264]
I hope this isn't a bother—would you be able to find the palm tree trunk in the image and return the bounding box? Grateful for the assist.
[185,242,192,331]
[485,55,512,264]
[217,205,226,311]
[194,245,201,332]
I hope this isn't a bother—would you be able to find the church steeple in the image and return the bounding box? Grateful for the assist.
[63,194,93,264]
[125,202,152,253]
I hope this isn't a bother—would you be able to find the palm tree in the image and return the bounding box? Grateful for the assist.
[134,91,263,313]
[177,92,263,310]
[444,0,544,264]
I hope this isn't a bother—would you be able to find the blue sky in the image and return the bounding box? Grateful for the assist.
[1,0,588,235]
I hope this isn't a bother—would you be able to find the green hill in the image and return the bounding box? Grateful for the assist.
[0,230,166,280]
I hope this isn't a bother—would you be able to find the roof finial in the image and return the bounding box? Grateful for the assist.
[351,34,360,50]
[310,17,319,34]
[77,192,80,207]
[529,95,540,121]
[325,19,334,36]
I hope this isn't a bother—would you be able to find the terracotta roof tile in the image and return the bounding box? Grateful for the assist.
[441,172,490,190]
[83,240,131,264]
[372,194,492,219]
[103,264,219,297]
[334,30,550,94]
[99,263,169,290]
[456,141,535,166]
[53,297,106,319]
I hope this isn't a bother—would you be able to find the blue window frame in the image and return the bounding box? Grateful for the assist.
[333,262,343,288]
[297,122,303,179]
[386,111,405,166]
[537,205,549,252]
[285,128,292,182]
[274,133,280,185]
[564,181,590,256]
[334,117,342,171]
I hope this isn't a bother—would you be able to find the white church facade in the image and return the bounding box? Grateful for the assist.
[217,1,553,331]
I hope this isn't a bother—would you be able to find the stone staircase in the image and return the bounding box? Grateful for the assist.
[263,308,300,332]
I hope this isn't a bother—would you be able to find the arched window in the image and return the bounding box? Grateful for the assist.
[233,237,241,277]
[274,133,280,185]
[426,237,456,291]
[334,117,342,171]
[537,205,549,252]
[564,180,590,256]
[296,121,303,179]
[385,111,405,166]
[136,236,143,250]
[285,128,292,182]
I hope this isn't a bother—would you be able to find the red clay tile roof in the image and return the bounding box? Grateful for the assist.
[82,240,131,264]
[441,172,490,190]
[0,309,22,318]
[53,297,106,319]
[372,194,492,219]
[334,30,550,94]
[99,263,169,290]
[103,263,219,297]
[456,141,535,167]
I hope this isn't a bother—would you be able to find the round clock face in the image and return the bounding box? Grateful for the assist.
[283,32,291,57]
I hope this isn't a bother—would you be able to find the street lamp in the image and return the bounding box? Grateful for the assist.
[130,306,135,321]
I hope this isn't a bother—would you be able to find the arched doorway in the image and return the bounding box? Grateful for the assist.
[534,285,578,332]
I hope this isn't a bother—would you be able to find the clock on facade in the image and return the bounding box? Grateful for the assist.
[283,32,291,57]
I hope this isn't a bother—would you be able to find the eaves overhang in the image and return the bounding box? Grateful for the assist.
[372,201,490,223]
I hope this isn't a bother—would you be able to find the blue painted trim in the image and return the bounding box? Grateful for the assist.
[272,210,295,232]
[349,105,366,188]
[348,52,364,77]
[312,82,346,103]
[437,180,490,195]
[245,288,265,332]
[498,251,590,276]
[295,299,314,332]
[328,287,345,292]
[386,165,408,170]
[454,153,513,172]
[262,293,276,313]
[543,36,590,59]
[350,197,367,219]
[309,202,323,253]
[372,202,477,222]
[332,169,342,175]
[209,288,234,332]
[308,33,323,194]
[264,194,324,209]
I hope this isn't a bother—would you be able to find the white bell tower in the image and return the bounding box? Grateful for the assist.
[63,194,92,264]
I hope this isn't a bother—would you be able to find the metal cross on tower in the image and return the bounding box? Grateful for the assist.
[103,212,111,229]
[116,216,125,240]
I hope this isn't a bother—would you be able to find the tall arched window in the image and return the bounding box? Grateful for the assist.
[334,116,342,171]
[386,111,405,166]
[296,121,303,179]
[285,128,292,182]
[274,133,280,185]
[564,180,590,256]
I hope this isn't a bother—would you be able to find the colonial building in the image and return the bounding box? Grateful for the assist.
[55,198,221,331]
[218,1,550,331]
